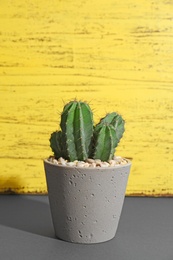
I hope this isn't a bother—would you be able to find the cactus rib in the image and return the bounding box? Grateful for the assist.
[60,101,78,161]
[73,102,93,161]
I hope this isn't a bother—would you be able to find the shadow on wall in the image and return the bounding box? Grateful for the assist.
[0,177,24,194]
[0,195,55,238]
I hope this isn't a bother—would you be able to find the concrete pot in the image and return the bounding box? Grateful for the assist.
[44,159,131,244]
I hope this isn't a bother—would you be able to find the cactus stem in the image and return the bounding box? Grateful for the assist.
[50,100,124,162]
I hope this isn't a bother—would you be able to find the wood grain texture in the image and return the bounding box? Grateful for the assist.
[0,0,173,195]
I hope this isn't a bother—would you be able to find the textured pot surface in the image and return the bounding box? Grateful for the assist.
[44,160,131,244]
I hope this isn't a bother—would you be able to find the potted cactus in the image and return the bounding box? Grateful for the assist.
[43,100,131,244]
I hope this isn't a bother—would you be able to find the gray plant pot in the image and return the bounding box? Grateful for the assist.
[44,159,131,244]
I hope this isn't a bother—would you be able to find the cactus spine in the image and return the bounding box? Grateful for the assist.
[50,101,125,162]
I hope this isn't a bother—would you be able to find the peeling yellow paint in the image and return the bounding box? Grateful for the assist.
[0,0,173,195]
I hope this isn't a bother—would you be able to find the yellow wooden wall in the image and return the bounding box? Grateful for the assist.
[0,0,173,196]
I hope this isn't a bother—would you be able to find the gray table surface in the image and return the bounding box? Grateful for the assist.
[0,195,172,260]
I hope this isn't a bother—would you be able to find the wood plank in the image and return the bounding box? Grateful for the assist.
[0,0,173,195]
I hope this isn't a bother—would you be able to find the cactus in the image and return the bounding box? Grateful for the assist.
[92,124,118,161]
[95,112,125,144]
[50,100,125,162]
[50,101,94,161]
[91,113,125,161]
[50,131,63,159]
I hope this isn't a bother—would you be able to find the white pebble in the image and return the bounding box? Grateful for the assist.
[53,159,58,164]
[89,162,96,168]
[100,162,109,167]
[66,162,76,166]
[86,158,95,163]
[83,162,89,167]
[73,160,78,165]
[121,159,127,165]
[58,157,67,165]
[95,159,101,164]
[48,155,128,167]
[108,160,116,167]
[76,162,85,167]
[48,157,53,163]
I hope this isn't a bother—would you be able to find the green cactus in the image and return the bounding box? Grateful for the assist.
[96,112,125,144]
[50,101,94,161]
[50,131,63,159]
[49,100,125,162]
[92,124,118,161]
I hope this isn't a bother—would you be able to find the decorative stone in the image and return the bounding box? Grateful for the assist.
[89,162,96,168]
[66,162,76,167]
[108,160,116,167]
[76,162,85,167]
[86,158,95,164]
[95,159,102,164]
[53,159,58,164]
[47,156,128,167]
[83,162,90,167]
[100,162,109,167]
[58,157,66,165]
